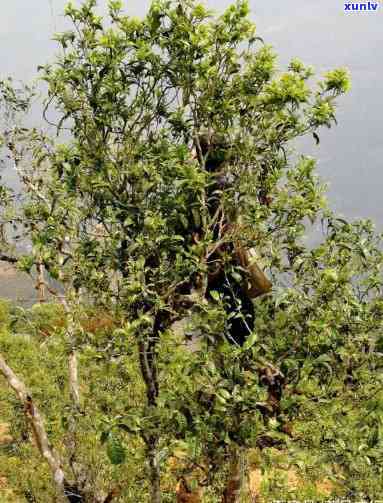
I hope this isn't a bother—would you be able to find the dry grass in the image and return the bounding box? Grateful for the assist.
[316,478,336,496]
[0,476,18,503]
[0,424,12,446]
[81,313,116,334]
[248,447,339,501]
[176,480,203,503]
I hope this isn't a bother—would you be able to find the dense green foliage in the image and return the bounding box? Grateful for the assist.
[0,0,382,501]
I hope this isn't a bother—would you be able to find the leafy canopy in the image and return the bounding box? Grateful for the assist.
[0,0,381,500]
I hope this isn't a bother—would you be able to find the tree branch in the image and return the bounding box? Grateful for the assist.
[59,295,81,411]
[0,353,67,501]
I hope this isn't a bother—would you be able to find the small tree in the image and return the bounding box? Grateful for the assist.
[1,0,382,501]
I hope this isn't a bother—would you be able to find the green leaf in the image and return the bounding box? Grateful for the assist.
[106,436,126,465]
[230,271,243,283]
[218,388,232,400]
[243,331,258,351]
[210,290,221,302]
[323,268,338,282]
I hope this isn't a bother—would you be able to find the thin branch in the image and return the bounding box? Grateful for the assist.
[35,260,46,303]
